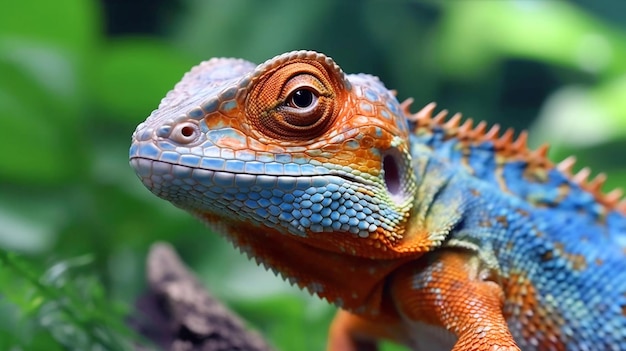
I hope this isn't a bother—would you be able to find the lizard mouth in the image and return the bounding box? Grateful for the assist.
[130,155,400,239]
[129,156,378,192]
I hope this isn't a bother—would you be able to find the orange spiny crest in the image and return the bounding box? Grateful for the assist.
[472,121,488,139]
[556,156,577,174]
[484,124,501,141]
[456,118,474,138]
[403,100,626,215]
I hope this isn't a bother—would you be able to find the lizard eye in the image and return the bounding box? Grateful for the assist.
[246,61,342,140]
[279,84,325,127]
[287,88,317,109]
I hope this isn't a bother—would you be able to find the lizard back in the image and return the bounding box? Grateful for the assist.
[406,107,626,349]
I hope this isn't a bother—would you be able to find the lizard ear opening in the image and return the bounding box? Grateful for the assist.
[383,149,407,205]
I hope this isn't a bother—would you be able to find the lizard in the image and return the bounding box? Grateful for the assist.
[129,50,626,351]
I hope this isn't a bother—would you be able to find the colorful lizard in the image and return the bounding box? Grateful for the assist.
[129,50,626,351]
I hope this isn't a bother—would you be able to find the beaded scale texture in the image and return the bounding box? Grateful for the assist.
[130,51,626,351]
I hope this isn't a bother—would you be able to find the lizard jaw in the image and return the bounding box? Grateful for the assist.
[130,155,408,241]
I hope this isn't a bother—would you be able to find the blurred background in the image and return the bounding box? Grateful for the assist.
[1,1,625,350]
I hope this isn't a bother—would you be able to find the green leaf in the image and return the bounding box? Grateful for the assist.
[0,251,141,351]
[437,1,626,78]
[531,76,626,150]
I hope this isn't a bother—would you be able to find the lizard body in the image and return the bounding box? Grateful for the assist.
[130,51,626,350]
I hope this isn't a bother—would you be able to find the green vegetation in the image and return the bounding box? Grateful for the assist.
[1,1,625,350]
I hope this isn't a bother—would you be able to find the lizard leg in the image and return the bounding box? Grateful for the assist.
[327,310,378,351]
[391,249,520,351]
[327,309,408,351]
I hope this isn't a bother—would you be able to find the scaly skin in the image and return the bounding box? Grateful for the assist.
[130,51,626,351]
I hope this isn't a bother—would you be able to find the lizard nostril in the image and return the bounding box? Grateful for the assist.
[170,121,200,144]
[181,126,195,137]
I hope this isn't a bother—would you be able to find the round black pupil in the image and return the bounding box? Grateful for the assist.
[291,89,314,108]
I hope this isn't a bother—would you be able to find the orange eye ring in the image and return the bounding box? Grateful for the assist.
[246,61,342,140]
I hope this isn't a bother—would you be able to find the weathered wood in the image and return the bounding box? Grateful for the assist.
[133,242,272,351]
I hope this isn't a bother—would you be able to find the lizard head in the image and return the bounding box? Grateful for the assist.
[130,51,418,259]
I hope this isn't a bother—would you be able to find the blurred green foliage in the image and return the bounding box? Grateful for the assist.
[1,1,625,350]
